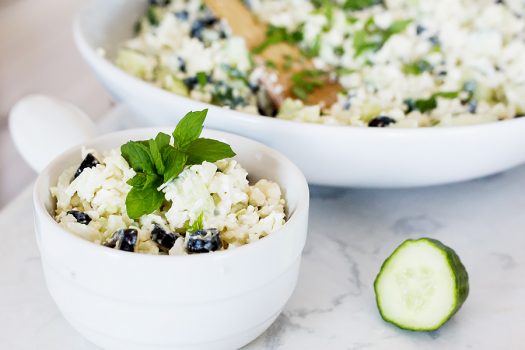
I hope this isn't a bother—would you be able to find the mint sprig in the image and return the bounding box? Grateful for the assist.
[121,109,236,219]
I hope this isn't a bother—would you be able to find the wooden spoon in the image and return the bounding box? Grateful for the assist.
[204,0,342,107]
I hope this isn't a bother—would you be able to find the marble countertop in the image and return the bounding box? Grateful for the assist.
[0,107,523,349]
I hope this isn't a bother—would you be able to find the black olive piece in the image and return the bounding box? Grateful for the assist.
[368,116,397,127]
[463,80,477,95]
[149,0,171,6]
[104,230,121,248]
[467,101,477,113]
[67,210,92,225]
[429,35,440,46]
[416,24,426,35]
[187,228,221,253]
[119,229,138,252]
[190,16,220,40]
[256,88,278,117]
[183,76,198,89]
[174,10,189,20]
[177,56,186,72]
[248,82,260,93]
[151,225,177,250]
[74,153,100,179]
[183,74,211,89]
[404,98,418,113]
[104,229,138,252]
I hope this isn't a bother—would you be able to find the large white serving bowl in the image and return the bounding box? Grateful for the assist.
[33,128,309,350]
[73,0,525,188]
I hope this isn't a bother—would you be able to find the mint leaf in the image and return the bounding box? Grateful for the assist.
[155,132,171,150]
[162,147,188,182]
[125,184,164,219]
[148,139,164,174]
[127,173,147,187]
[121,142,155,174]
[186,138,236,164]
[127,172,161,189]
[122,109,236,219]
[173,110,207,150]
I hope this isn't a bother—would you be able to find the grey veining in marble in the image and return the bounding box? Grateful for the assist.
[1,107,524,349]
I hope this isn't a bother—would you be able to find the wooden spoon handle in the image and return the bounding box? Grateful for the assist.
[203,0,266,49]
[204,0,342,108]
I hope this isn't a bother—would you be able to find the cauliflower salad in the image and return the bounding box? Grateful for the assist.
[51,110,286,255]
[113,0,525,127]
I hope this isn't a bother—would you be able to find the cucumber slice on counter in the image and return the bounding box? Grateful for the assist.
[374,238,469,331]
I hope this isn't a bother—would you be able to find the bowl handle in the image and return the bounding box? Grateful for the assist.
[9,94,96,173]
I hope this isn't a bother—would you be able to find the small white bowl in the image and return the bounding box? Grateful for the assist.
[73,0,525,188]
[33,128,309,350]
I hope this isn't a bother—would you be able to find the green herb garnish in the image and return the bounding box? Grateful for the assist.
[196,72,208,88]
[343,0,383,10]
[265,60,277,69]
[303,34,321,58]
[252,25,304,54]
[405,91,459,113]
[186,211,204,233]
[312,0,382,10]
[291,69,328,100]
[403,59,433,75]
[121,110,235,219]
[146,6,160,26]
[353,18,412,57]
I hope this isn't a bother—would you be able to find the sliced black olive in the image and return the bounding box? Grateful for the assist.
[183,76,198,89]
[119,229,138,252]
[429,35,440,46]
[151,225,177,250]
[177,56,186,72]
[463,80,477,95]
[190,16,220,41]
[174,10,189,20]
[467,101,477,113]
[67,210,91,225]
[74,153,100,179]
[104,229,138,252]
[405,98,416,113]
[149,0,171,6]
[368,116,397,127]
[183,74,211,89]
[256,88,278,117]
[187,228,221,253]
[416,24,426,35]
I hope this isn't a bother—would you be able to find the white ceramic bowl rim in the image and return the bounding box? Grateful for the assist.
[33,127,309,262]
[73,6,525,135]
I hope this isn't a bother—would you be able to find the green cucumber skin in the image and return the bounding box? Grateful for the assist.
[374,237,469,332]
